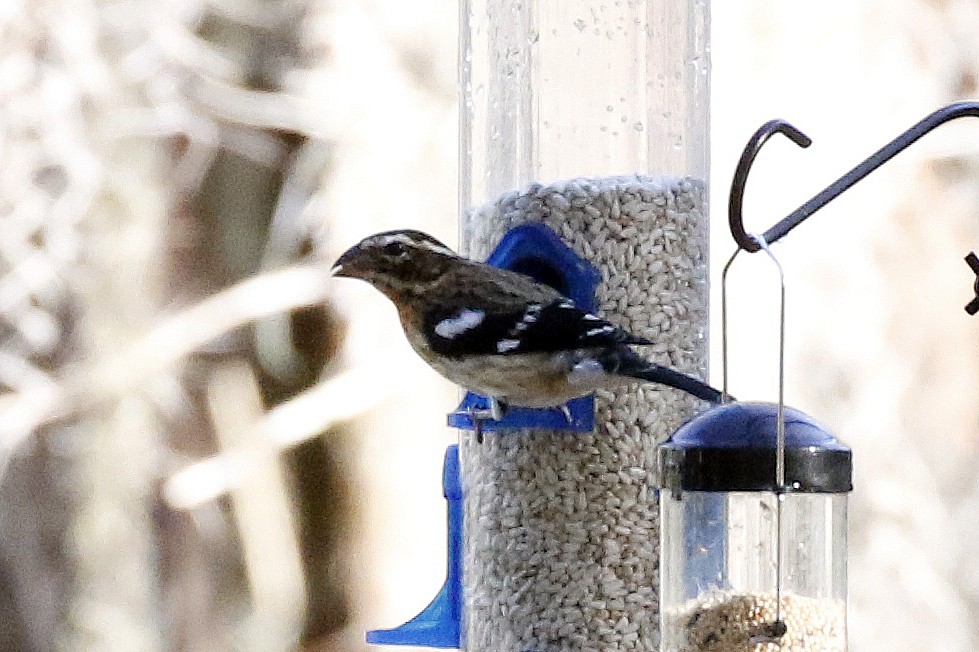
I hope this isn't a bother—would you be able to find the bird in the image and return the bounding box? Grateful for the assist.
[332,229,725,429]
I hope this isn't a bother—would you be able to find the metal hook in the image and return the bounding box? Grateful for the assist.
[728,121,812,253]
[728,101,979,253]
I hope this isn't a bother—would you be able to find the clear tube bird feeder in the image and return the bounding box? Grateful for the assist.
[458,1,710,650]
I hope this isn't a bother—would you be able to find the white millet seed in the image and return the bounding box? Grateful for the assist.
[461,176,709,651]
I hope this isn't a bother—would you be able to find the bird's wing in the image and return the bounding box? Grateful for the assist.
[423,299,649,357]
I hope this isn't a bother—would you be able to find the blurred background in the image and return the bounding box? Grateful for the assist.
[0,0,976,650]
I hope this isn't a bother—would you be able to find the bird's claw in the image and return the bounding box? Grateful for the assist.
[559,403,573,424]
[468,398,507,444]
[472,412,486,444]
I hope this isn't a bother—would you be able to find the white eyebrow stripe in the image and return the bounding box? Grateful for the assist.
[434,309,486,339]
[375,233,455,256]
[376,233,413,245]
[421,242,457,255]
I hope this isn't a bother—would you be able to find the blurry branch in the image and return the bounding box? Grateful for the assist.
[164,359,405,510]
[151,22,240,81]
[207,360,306,649]
[206,0,307,30]
[0,264,334,457]
[255,139,334,381]
[0,350,59,404]
[194,75,317,135]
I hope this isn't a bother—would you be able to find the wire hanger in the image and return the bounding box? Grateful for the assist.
[727,101,979,314]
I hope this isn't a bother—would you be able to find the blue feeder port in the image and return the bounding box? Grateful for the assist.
[447,223,602,433]
[366,445,463,648]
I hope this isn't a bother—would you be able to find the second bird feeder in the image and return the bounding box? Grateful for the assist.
[659,402,852,652]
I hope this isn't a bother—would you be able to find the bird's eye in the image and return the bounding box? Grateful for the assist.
[382,241,408,257]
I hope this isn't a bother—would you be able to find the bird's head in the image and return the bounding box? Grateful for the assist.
[332,229,459,298]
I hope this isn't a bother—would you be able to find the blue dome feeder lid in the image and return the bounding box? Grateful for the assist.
[659,402,853,494]
[447,223,602,433]
[366,445,463,648]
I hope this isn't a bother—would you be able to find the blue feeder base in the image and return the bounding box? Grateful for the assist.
[366,445,463,648]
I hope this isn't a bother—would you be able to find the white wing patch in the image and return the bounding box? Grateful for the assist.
[510,303,542,334]
[585,325,615,337]
[497,338,521,353]
[434,309,485,339]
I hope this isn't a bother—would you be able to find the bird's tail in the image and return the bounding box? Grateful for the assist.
[600,349,726,404]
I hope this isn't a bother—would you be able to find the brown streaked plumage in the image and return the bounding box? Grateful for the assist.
[332,229,725,416]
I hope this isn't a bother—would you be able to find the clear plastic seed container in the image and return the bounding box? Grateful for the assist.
[458,1,711,651]
[659,402,852,652]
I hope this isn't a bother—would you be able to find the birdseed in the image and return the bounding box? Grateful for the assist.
[663,591,846,652]
[460,175,709,651]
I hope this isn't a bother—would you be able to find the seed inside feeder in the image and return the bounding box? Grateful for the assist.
[461,175,709,652]
[665,591,846,652]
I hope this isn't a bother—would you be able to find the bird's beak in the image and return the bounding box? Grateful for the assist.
[331,246,359,279]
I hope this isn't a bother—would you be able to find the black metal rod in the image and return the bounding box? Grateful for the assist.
[729,101,979,253]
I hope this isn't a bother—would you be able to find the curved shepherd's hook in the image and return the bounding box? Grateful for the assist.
[729,101,979,252]
[728,101,979,313]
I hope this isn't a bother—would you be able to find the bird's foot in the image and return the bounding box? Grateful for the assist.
[488,397,506,421]
[468,398,508,444]
[558,403,573,424]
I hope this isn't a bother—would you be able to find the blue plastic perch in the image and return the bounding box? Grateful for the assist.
[447,223,601,433]
[366,444,463,648]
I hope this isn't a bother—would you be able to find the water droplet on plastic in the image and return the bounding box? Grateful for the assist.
[633,121,644,132]
[573,18,586,32]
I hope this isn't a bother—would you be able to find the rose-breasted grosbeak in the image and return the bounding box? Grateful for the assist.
[332,229,724,423]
